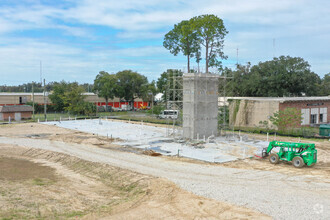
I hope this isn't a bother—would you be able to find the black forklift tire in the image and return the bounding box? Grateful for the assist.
[269,153,279,164]
[292,156,304,168]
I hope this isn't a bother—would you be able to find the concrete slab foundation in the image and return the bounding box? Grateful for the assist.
[43,119,267,163]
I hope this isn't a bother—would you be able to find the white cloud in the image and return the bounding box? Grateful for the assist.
[0,0,329,85]
[0,36,179,84]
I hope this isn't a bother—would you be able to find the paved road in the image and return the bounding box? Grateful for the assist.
[1,137,329,220]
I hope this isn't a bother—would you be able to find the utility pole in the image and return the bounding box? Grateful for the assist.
[223,72,227,129]
[40,61,42,84]
[43,79,47,121]
[32,82,35,120]
[173,73,176,109]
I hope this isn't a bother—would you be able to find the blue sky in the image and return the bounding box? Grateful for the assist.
[0,0,329,85]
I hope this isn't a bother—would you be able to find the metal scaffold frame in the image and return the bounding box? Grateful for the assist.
[217,73,233,135]
[166,71,183,111]
[165,70,183,139]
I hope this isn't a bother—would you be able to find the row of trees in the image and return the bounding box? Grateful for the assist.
[220,56,329,97]
[1,57,328,103]
[156,56,329,98]
[0,82,44,93]
[0,82,94,93]
[47,70,157,115]
[164,14,228,73]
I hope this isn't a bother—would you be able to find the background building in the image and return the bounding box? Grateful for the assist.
[226,96,330,128]
[0,93,148,109]
[0,105,33,121]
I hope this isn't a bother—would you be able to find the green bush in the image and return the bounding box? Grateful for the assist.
[26,102,48,114]
[218,106,229,125]
[67,101,96,116]
[146,105,165,115]
[232,126,317,138]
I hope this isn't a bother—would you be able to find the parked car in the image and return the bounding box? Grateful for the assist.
[158,110,179,119]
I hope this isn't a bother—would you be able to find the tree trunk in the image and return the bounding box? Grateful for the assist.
[187,41,190,73]
[205,40,209,73]
[105,98,108,112]
[187,54,190,73]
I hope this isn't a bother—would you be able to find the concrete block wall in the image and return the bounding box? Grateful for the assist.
[183,73,219,139]
[229,100,279,128]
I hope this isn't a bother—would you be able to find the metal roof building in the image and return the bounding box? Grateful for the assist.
[225,96,330,128]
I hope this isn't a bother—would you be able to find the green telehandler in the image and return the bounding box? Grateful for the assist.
[262,141,317,168]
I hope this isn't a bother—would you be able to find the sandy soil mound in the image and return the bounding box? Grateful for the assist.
[0,144,269,219]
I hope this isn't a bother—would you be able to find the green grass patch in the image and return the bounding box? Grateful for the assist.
[230,126,319,139]
[32,178,54,186]
[63,211,85,218]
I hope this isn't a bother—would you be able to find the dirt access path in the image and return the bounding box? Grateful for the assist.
[1,123,330,219]
[0,124,268,219]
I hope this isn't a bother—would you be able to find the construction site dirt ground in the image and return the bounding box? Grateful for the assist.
[0,122,329,219]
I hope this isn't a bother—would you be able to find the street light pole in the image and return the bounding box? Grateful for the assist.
[43,79,47,121]
[152,93,154,115]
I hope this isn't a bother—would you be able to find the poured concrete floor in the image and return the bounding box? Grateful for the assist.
[43,119,268,163]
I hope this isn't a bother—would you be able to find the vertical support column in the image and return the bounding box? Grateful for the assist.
[183,73,219,139]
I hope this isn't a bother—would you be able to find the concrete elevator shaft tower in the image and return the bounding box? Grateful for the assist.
[183,73,219,139]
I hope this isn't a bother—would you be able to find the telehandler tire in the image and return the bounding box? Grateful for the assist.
[292,156,304,168]
[269,153,279,164]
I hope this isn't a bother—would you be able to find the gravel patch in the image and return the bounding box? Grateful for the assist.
[1,136,329,220]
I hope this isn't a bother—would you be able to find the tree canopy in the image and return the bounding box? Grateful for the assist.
[115,70,149,108]
[93,71,117,109]
[49,81,95,115]
[320,73,330,95]
[164,14,228,73]
[163,20,200,73]
[191,14,228,73]
[220,56,323,97]
[48,81,70,112]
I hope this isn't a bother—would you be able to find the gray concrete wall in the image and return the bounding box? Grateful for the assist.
[183,73,219,139]
[229,99,279,128]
